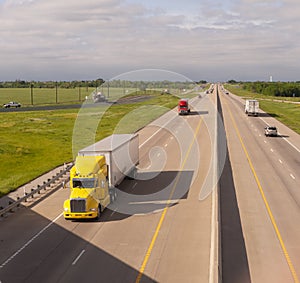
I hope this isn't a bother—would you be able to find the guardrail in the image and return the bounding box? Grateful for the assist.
[0,163,73,217]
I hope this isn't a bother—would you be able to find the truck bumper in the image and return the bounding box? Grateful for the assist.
[179,110,189,115]
[64,211,98,219]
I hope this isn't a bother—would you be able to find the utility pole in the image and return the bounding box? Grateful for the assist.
[30,83,34,105]
[55,81,58,104]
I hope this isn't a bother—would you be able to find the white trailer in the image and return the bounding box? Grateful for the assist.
[78,134,139,188]
[245,99,259,116]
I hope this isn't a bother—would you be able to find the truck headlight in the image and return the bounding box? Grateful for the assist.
[64,207,69,212]
[90,208,97,212]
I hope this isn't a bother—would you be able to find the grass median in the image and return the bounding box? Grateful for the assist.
[0,92,179,197]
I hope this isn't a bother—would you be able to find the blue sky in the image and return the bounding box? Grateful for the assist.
[0,0,299,82]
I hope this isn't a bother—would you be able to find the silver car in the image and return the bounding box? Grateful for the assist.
[3,101,21,108]
[265,126,277,137]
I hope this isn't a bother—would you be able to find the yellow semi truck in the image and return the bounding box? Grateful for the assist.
[63,134,139,220]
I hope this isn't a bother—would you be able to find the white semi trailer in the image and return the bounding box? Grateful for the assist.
[78,134,139,190]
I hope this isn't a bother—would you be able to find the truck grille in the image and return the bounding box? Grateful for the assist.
[70,199,86,212]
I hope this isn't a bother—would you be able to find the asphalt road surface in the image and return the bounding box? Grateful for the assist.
[0,91,219,282]
[218,85,300,283]
[1,86,299,283]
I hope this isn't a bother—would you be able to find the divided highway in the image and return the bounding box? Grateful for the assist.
[0,92,219,282]
[1,86,299,283]
[218,85,300,283]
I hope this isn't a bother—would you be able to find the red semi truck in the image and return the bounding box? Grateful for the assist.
[178,99,190,115]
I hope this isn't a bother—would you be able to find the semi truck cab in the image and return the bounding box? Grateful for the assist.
[178,99,190,115]
[63,155,110,219]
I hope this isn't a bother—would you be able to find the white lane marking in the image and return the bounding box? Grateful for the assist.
[0,213,63,268]
[209,90,218,283]
[139,119,172,148]
[209,187,217,283]
[164,143,168,148]
[264,140,267,143]
[270,148,274,152]
[290,174,296,180]
[170,136,174,140]
[279,159,283,164]
[259,134,262,137]
[72,249,85,265]
[110,208,117,217]
[280,134,300,153]
[259,117,300,153]
[157,153,161,157]
[129,200,179,205]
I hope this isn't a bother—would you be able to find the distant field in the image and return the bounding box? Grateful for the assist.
[0,92,180,196]
[0,87,138,106]
[225,84,300,134]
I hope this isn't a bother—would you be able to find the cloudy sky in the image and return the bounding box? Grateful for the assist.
[0,0,299,82]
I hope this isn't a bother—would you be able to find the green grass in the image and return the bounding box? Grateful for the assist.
[0,87,138,106]
[225,84,300,102]
[0,92,179,196]
[259,101,300,134]
[0,110,76,196]
[225,84,300,134]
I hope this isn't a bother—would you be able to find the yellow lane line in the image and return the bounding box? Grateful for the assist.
[135,117,203,283]
[224,99,299,283]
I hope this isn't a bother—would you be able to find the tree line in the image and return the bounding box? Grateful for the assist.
[0,79,206,90]
[0,79,105,89]
[240,82,300,97]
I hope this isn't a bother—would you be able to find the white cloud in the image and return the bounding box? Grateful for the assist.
[0,0,299,81]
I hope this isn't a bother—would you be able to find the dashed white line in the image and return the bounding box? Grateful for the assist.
[270,148,274,152]
[72,249,85,265]
[139,117,174,148]
[0,213,63,268]
[279,159,283,164]
[260,117,300,153]
[110,208,117,217]
[264,140,267,143]
[290,174,296,180]
[164,143,168,148]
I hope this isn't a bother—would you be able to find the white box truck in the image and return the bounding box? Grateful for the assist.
[78,134,139,189]
[245,99,259,116]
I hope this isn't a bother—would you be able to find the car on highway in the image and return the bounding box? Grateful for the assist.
[265,126,278,137]
[3,101,21,108]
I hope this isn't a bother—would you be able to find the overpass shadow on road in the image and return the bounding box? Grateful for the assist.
[104,170,194,221]
[0,170,193,282]
[0,196,157,283]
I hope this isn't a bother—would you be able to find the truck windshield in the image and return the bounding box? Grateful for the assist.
[73,178,96,188]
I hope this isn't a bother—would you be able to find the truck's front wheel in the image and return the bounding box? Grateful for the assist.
[97,205,101,219]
